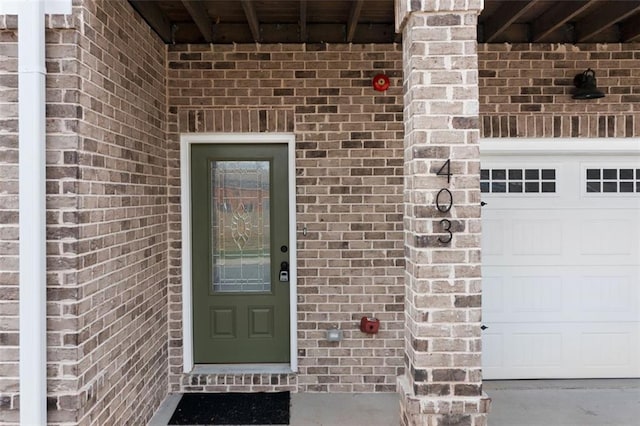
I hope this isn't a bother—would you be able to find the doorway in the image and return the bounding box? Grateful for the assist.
[181,134,297,370]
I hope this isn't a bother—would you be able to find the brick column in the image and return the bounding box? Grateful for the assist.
[396,1,490,425]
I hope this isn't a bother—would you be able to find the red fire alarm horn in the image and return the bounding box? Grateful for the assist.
[360,316,380,334]
[372,73,390,92]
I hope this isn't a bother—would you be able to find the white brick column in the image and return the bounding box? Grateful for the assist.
[396,1,490,425]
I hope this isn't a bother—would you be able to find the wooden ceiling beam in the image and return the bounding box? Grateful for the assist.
[620,12,640,42]
[482,0,540,42]
[129,0,173,43]
[346,0,365,42]
[240,0,261,42]
[575,2,640,42]
[182,0,214,43]
[531,0,599,42]
[300,0,307,42]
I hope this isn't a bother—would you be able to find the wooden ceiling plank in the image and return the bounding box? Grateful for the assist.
[181,0,214,43]
[531,0,599,42]
[576,2,640,42]
[483,0,541,43]
[300,0,307,42]
[129,0,173,42]
[240,0,261,42]
[346,0,365,43]
[620,13,640,42]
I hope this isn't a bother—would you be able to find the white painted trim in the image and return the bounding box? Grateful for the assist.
[0,0,71,15]
[18,1,49,425]
[481,138,640,156]
[180,133,298,373]
[179,139,194,373]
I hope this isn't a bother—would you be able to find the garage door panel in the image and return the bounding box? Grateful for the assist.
[580,331,634,368]
[579,219,632,256]
[579,275,637,315]
[509,332,563,368]
[484,212,639,266]
[512,219,563,256]
[482,323,640,379]
[482,275,504,314]
[482,333,503,368]
[483,268,567,322]
[482,219,504,255]
[483,267,639,323]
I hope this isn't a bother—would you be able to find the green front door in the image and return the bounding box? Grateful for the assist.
[191,143,290,364]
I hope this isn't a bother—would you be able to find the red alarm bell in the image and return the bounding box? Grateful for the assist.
[372,73,390,92]
[360,316,380,334]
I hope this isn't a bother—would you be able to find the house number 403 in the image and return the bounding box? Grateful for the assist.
[436,160,453,244]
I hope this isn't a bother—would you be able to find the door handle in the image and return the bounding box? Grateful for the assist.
[279,261,289,282]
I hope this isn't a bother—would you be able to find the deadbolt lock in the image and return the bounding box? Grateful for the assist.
[279,261,289,282]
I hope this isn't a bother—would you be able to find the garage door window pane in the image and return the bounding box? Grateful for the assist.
[542,182,556,193]
[525,182,539,192]
[620,182,634,192]
[481,168,557,194]
[509,170,522,179]
[525,169,539,180]
[587,169,600,179]
[492,170,506,180]
[620,169,634,179]
[509,182,523,192]
[492,182,506,193]
[587,182,601,193]
[542,169,556,180]
[585,168,640,194]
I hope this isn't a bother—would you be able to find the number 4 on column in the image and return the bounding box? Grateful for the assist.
[436,159,451,183]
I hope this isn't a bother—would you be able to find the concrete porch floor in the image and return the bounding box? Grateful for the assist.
[485,379,640,426]
[149,380,640,425]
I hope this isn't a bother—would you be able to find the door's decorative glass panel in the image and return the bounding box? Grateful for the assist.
[211,161,270,292]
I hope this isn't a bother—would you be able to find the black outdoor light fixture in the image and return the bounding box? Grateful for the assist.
[572,68,605,100]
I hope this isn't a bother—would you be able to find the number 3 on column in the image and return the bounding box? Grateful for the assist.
[438,219,452,244]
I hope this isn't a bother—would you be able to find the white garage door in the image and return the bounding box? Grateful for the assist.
[481,143,640,380]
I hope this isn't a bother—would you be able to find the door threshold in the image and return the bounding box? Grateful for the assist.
[191,363,294,375]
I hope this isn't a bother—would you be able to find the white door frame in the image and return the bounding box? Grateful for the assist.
[180,133,298,373]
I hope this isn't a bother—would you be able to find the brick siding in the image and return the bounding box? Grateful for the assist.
[479,43,640,138]
[70,2,168,424]
[0,16,20,424]
[166,43,407,393]
[0,1,168,424]
[399,6,488,425]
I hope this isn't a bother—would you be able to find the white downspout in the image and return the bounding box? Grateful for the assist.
[18,0,47,424]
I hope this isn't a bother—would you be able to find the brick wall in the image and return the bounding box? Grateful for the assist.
[0,14,22,424]
[398,6,487,426]
[166,44,406,393]
[479,43,640,138]
[70,1,168,424]
[0,14,83,424]
[0,1,168,424]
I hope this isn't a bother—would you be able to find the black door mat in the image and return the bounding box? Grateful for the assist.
[168,392,290,425]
